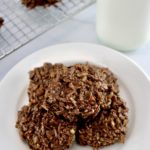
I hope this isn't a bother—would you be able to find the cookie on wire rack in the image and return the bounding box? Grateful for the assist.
[21,0,61,9]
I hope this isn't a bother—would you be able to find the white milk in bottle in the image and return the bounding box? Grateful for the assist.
[96,0,150,51]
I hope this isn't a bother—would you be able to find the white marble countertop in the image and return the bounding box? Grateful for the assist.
[0,4,150,80]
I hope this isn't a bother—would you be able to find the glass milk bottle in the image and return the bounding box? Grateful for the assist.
[96,0,150,51]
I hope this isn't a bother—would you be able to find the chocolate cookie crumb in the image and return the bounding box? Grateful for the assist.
[0,17,4,28]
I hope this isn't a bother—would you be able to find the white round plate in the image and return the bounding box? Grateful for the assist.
[0,43,150,150]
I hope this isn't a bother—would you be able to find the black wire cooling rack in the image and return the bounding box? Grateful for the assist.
[0,0,95,59]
